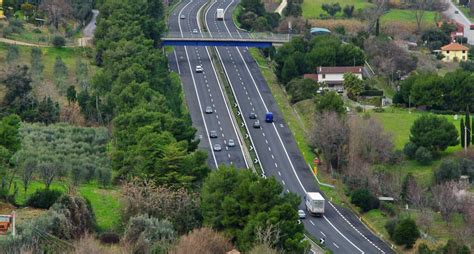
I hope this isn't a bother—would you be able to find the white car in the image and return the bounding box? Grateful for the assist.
[180,15,186,19]
[213,143,222,151]
[205,106,213,114]
[193,28,198,34]
[196,65,203,73]
[228,139,235,147]
[298,209,306,219]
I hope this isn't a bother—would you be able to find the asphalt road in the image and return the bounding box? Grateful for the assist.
[83,9,99,38]
[205,0,394,253]
[168,0,248,169]
[168,0,395,253]
[443,0,474,45]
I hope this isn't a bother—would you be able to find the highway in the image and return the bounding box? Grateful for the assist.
[168,0,394,253]
[168,0,248,169]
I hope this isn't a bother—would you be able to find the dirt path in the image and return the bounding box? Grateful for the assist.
[0,37,51,47]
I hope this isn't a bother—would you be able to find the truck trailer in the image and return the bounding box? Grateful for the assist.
[305,192,325,216]
[217,8,224,20]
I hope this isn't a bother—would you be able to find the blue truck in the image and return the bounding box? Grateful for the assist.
[265,112,273,123]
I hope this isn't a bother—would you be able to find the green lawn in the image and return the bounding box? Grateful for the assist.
[302,0,371,19]
[381,9,437,24]
[10,179,121,231]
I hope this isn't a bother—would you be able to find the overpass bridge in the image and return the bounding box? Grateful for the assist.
[162,32,294,47]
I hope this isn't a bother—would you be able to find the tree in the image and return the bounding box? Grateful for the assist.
[343,5,354,18]
[52,35,66,48]
[392,218,420,248]
[201,166,307,252]
[415,146,432,165]
[6,45,19,66]
[67,86,77,104]
[40,0,72,30]
[170,228,234,254]
[321,3,341,17]
[38,158,65,189]
[350,189,379,212]
[280,57,299,84]
[75,58,90,90]
[20,159,36,193]
[30,47,44,79]
[432,181,462,222]
[20,3,34,19]
[286,78,319,103]
[315,91,345,115]
[461,118,465,148]
[343,73,364,100]
[310,112,348,173]
[465,109,471,147]
[123,215,176,254]
[53,57,68,94]
[409,115,459,154]
[36,97,60,124]
[435,159,461,184]
[403,142,418,160]
[70,0,93,26]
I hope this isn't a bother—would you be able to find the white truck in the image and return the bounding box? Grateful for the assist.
[216,8,224,20]
[305,192,325,216]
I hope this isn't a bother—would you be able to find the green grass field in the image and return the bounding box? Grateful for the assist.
[10,179,121,231]
[302,0,371,19]
[381,9,438,24]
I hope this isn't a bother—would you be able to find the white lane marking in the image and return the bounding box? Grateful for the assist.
[218,121,221,125]
[275,163,278,168]
[178,0,218,168]
[286,189,290,193]
[310,220,315,226]
[278,171,281,176]
[333,243,340,249]
[320,231,326,237]
[268,147,271,152]
[173,50,181,75]
[282,180,285,185]
[262,132,265,137]
[323,216,364,254]
[271,154,274,159]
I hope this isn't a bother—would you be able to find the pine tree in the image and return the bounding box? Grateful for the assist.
[466,109,471,146]
[461,118,465,148]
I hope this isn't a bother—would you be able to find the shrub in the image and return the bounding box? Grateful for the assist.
[124,215,176,254]
[26,189,63,209]
[380,202,397,217]
[388,150,404,165]
[403,142,418,160]
[434,159,461,184]
[355,106,363,113]
[350,189,379,212]
[384,219,398,239]
[359,90,384,96]
[32,28,42,34]
[51,195,95,239]
[171,227,234,254]
[97,167,112,187]
[52,35,66,48]
[99,232,120,244]
[392,218,419,248]
[415,146,432,165]
[3,26,13,37]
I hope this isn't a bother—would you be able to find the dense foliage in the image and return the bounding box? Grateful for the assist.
[386,218,420,248]
[26,188,63,209]
[409,115,458,154]
[350,188,379,212]
[395,71,474,112]
[201,167,307,252]
[237,0,280,31]
[274,35,365,84]
[88,0,208,186]
[286,78,319,103]
[315,91,345,115]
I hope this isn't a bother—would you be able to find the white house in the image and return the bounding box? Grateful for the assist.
[304,66,363,91]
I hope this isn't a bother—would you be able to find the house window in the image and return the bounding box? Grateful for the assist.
[447,51,450,53]
[463,50,466,53]
[322,74,326,79]
[463,56,466,60]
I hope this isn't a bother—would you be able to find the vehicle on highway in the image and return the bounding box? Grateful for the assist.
[209,130,218,138]
[455,10,459,14]
[180,14,185,19]
[265,112,273,123]
[249,112,257,119]
[213,143,222,151]
[192,28,198,34]
[228,138,235,147]
[298,209,306,219]
[195,65,203,73]
[205,106,213,114]
[305,192,325,216]
[216,8,224,20]
[471,24,474,30]
[253,120,260,128]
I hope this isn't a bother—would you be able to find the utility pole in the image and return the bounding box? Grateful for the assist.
[465,123,468,154]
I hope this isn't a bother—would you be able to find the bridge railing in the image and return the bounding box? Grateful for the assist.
[164,31,295,42]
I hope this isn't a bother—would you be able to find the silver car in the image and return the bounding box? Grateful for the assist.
[180,15,186,19]
[196,65,203,73]
[253,120,260,128]
[213,143,222,151]
[205,106,213,114]
[193,28,198,34]
[228,139,235,147]
[209,130,217,138]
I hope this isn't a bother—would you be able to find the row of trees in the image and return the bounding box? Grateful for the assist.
[394,70,474,112]
[274,35,365,84]
[87,0,208,187]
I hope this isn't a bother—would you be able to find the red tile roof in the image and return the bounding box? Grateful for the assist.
[303,74,318,81]
[316,66,363,74]
[441,43,469,51]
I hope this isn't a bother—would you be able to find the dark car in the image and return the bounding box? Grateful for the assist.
[249,112,257,119]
